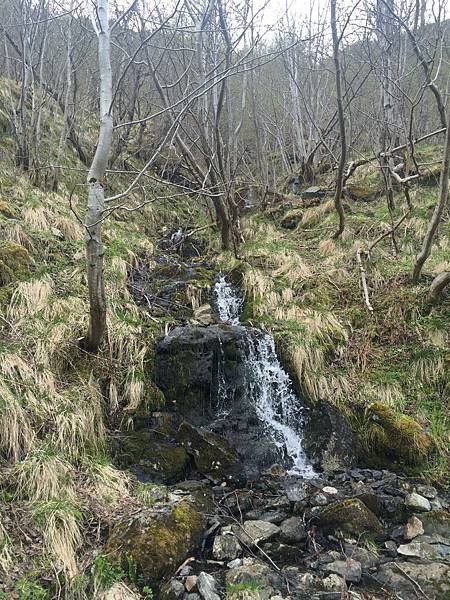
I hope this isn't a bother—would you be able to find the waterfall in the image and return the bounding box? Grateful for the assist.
[213,276,315,477]
[213,275,242,325]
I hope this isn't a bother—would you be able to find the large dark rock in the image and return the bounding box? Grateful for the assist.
[318,498,383,538]
[155,325,287,476]
[302,401,355,471]
[177,421,245,485]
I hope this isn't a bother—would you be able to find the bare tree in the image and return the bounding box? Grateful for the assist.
[81,0,113,352]
[330,0,346,238]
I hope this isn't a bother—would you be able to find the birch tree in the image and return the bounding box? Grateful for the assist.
[81,0,113,352]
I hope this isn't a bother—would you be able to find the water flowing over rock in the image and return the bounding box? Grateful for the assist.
[155,276,318,477]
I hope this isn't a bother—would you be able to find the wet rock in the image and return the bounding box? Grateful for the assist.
[404,516,424,540]
[177,421,245,484]
[160,579,186,600]
[112,431,189,484]
[302,401,355,471]
[323,558,362,583]
[234,520,280,546]
[279,517,307,544]
[197,572,220,600]
[405,492,431,512]
[226,558,282,600]
[318,498,383,538]
[105,498,206,587]
[212,533,242,561]
[284,480,308,502]
[260,541,300,564]
[419,510,450,537]
[155,325,291,476]
[377,561,450,599]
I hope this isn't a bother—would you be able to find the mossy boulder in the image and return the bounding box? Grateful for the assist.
[106,498,206,588]
[113,431,189,484]
[318,498,383,538]
[280,208,303,230]
[0,241,30,285]
[124,382,165,430]
[358,402,433,468]
[344,184,382,202]
[177,421,245,484]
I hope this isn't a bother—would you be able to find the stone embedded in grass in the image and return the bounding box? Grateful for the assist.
[318,498,383,538]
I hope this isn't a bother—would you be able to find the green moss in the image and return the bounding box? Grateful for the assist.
[318,498,383,538]
[106,500,204,588]
[357,402,433,467]
[0,200,17,219]
[0,241,30,285]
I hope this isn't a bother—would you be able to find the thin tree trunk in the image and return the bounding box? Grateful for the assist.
[411,111,450,282]
[331,0,346,239]
[81,0,113,352]
[428,271,450,303]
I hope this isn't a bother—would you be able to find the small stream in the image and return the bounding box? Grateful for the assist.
[213,276,315,477]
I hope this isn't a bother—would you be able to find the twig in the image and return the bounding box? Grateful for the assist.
[367,211,410,254]
[356,248,374,313]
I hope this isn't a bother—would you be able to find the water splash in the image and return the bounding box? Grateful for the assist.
[213,275,242,325]
[213,275,315,477]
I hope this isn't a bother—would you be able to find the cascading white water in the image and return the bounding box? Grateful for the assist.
[213,276,315,477]
[214,275,242,325]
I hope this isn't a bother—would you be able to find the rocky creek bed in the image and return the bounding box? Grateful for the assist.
[106,467,450,600]
[111,242,450,600]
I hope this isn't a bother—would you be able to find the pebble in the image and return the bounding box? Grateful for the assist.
[384,540,398,557]
[227,558,242,569]
[322,486,338,495]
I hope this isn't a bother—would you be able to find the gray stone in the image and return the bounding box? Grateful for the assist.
[311,493,328,506]
[397,541,437,559]
[187,595,201,600]
[284,481,308,502]
[384,540,398,557]
[160,579,185,600]
[212,533,242,561]
[234,520,280,546]
[404,516,424,540]
[322,486,338,495]
[419,510,450,537]
[279,517,307,544]
[377,561,450,599]
[258,510,288,524]
[226,558,282,600]
[405,492,431,512]
[322,574,347,592]
[416,485,438,499]
[197,572,220,600]
[227,558,242,569]
[344,545,379,569]
[324,558,362,583]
